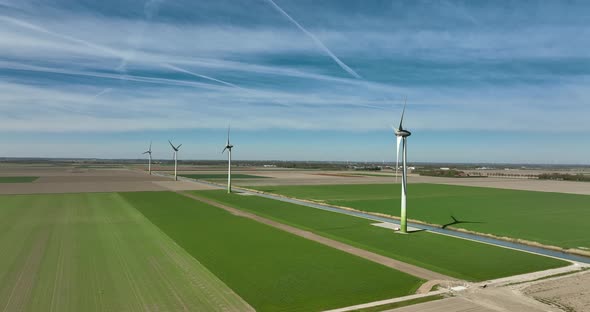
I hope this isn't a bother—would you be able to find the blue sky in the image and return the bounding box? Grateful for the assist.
[0,0,589,163]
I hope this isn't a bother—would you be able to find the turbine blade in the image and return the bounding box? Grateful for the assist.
[396,136,402,183]
[168,140,175,150]
[177,144,182,150]
[399,97,407,129]
[142,151,149,154]
[222,147,227,154]
[149,140,152,152]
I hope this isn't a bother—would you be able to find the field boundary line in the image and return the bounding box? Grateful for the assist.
[322,290,448,312]
[176,191,457,283]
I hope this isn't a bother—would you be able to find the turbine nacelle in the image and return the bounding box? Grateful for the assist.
[143,141,153,154]
[222,144,234,153]
[168,140,182,152]
[394,128,412,138]
[222,126,234,153]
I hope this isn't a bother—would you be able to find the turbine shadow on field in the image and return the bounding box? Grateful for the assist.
[442,215,484,229]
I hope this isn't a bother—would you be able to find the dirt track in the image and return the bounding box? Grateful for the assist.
[178,191,455,283]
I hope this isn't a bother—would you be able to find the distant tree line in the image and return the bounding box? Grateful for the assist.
[415,169,469,178]
[352,166,382,171]
[538,173,590,182]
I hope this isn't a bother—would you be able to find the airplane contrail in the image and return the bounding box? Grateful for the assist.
[162,63,242,89]
[0,61,224,90]
[163,63,292,107]
[264,0,362,80]
[164,63,388,110]
[93,88,113,99]
[0,16,122,58]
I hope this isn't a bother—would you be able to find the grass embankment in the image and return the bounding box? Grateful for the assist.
[250,184,590,250]
[0,192,252,311]
[124,192,423,312]
[195,190,568,281]
[180,174,268,179]
[0,176,39,183]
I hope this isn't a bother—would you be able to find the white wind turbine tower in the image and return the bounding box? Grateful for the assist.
[393,100,412,234]
[222,127,234,193]
[142,141,152,175]
[168,140,182,181]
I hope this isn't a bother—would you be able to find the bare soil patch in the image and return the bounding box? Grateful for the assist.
[523,270,590,312]
[313,173,363,177]
[385,297,497,312]
[231,170,590,195]
[434,178,590,195]
[0,167,186,194]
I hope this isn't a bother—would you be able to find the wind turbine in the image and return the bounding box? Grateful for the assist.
[222,126,234,193]
[168,140,182,181]
[393,99,412,233]
[142,141,152,175]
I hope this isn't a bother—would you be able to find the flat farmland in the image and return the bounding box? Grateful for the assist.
[0,193,253,312]
[180,173,269,179]
[250,184,590,250]
[124,192,423,312]
[195,190,568,281]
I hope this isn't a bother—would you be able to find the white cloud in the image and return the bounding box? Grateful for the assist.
[0,2,589,135]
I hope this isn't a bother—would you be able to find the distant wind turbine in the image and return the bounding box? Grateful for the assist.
[222,127,234,193]
[168,140,182,181]
[393,99,412,233]
[142,141,152,175]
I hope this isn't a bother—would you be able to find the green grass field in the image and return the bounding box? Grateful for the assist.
[0,192,252,311]
[0,176,39,183]
[180,173,268,179]
[125,192,424,312]
[195,190,568,281]
[250,184,590,249]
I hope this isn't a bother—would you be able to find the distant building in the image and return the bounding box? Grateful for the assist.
[440,167,450,171]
